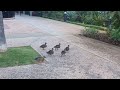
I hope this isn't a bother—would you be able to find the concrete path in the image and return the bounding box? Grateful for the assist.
[0,15,120,79]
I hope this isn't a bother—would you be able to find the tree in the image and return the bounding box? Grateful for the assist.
[0,11,7,52]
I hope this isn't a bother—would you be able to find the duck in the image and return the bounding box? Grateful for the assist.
[64,45,69,51]
[46,48,54,55]
[40,42,47,50]
[54,43,61,50]
[34,56,46,62]
[61,49,66,57]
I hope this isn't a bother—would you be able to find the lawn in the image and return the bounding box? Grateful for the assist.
[0,46,39,68]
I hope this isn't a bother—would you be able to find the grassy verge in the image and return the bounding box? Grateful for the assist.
[0,46,39,68]
[67,21,108,31]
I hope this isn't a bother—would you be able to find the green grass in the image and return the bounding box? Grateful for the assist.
[0,46,39,68]
[67,21,108,31]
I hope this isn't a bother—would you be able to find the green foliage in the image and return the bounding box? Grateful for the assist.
[75,11,111,27]
[66,11,77,21]
[111,11,120,29]
[83,27,99,38]
[38,11,64,21]
[109,28,120,41]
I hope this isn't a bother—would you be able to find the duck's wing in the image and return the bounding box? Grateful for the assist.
[40,45,43,47]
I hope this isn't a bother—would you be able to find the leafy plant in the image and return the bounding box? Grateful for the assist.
[109,28,120,41]
[83,27,99,39]
[111,11,120,29]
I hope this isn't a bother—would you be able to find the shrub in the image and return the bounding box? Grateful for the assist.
[66,11,77,22]
[83,27,99,39]
[109,28,120,42]
[111,11,120,29]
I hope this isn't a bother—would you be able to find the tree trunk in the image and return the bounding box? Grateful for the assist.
[0,11,7,52]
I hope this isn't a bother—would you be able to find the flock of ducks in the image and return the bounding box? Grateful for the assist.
[40,42,70,56]
[34,42,70,62]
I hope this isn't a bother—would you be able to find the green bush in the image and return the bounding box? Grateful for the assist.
[67,11,77,22]
[111,11,120,29]
[75,11,111,27]
[109,28,120,41]
[40,11,64,21]
[83,27,99,39]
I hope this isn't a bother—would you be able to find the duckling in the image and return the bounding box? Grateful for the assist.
[34,56,46,63]
[54,43,61,50]
[61,49,66,57]
[40,42,47,50]
[46,48,54,55]
[65,45,69,51]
